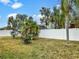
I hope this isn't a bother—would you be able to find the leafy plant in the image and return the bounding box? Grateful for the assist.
[8,14,39,43]
[19,17,39,44]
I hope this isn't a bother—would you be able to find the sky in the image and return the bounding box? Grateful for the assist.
[0,0,61,28]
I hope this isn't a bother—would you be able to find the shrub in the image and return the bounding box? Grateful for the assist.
[20,18,39,44]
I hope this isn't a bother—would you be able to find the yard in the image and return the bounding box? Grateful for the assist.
[0,37,79,59]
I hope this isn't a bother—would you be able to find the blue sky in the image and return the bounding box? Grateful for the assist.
[0,0,60,28]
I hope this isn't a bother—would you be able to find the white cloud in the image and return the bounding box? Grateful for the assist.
[0,0,10,4]
[33,14,45,18]
[33,14,43,25]
[0,0,23,9]
[8,13,17,18]
[56,4,61,9]
[11,2,23,9]
[50,8,54,12]
[33,14,43,19]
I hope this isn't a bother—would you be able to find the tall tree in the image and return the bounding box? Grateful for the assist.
[40,7,51,28]
[61,0,70,41]
[61,0,79,40]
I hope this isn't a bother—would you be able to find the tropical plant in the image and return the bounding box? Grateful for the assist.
[19,17,39,44]
[61,0,71,41]
[61,0,79,41]
[8,14,39,43]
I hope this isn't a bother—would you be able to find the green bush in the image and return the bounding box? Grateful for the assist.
[20,18,39,44]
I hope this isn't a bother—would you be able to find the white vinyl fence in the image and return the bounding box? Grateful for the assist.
[0,30,12,36]
[0,28,79,41]
[39,28,79,41]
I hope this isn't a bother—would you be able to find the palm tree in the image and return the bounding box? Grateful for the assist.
[8,14,39,41]
[61,0,70,41]
[61,0,79,40]
[20,17,39,44]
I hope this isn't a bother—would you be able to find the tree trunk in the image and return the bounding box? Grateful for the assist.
[65,16,69,41]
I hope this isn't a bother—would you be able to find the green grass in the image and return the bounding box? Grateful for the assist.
[0,37,79,59]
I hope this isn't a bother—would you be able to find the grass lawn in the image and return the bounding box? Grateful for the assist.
[0,37,79,59]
